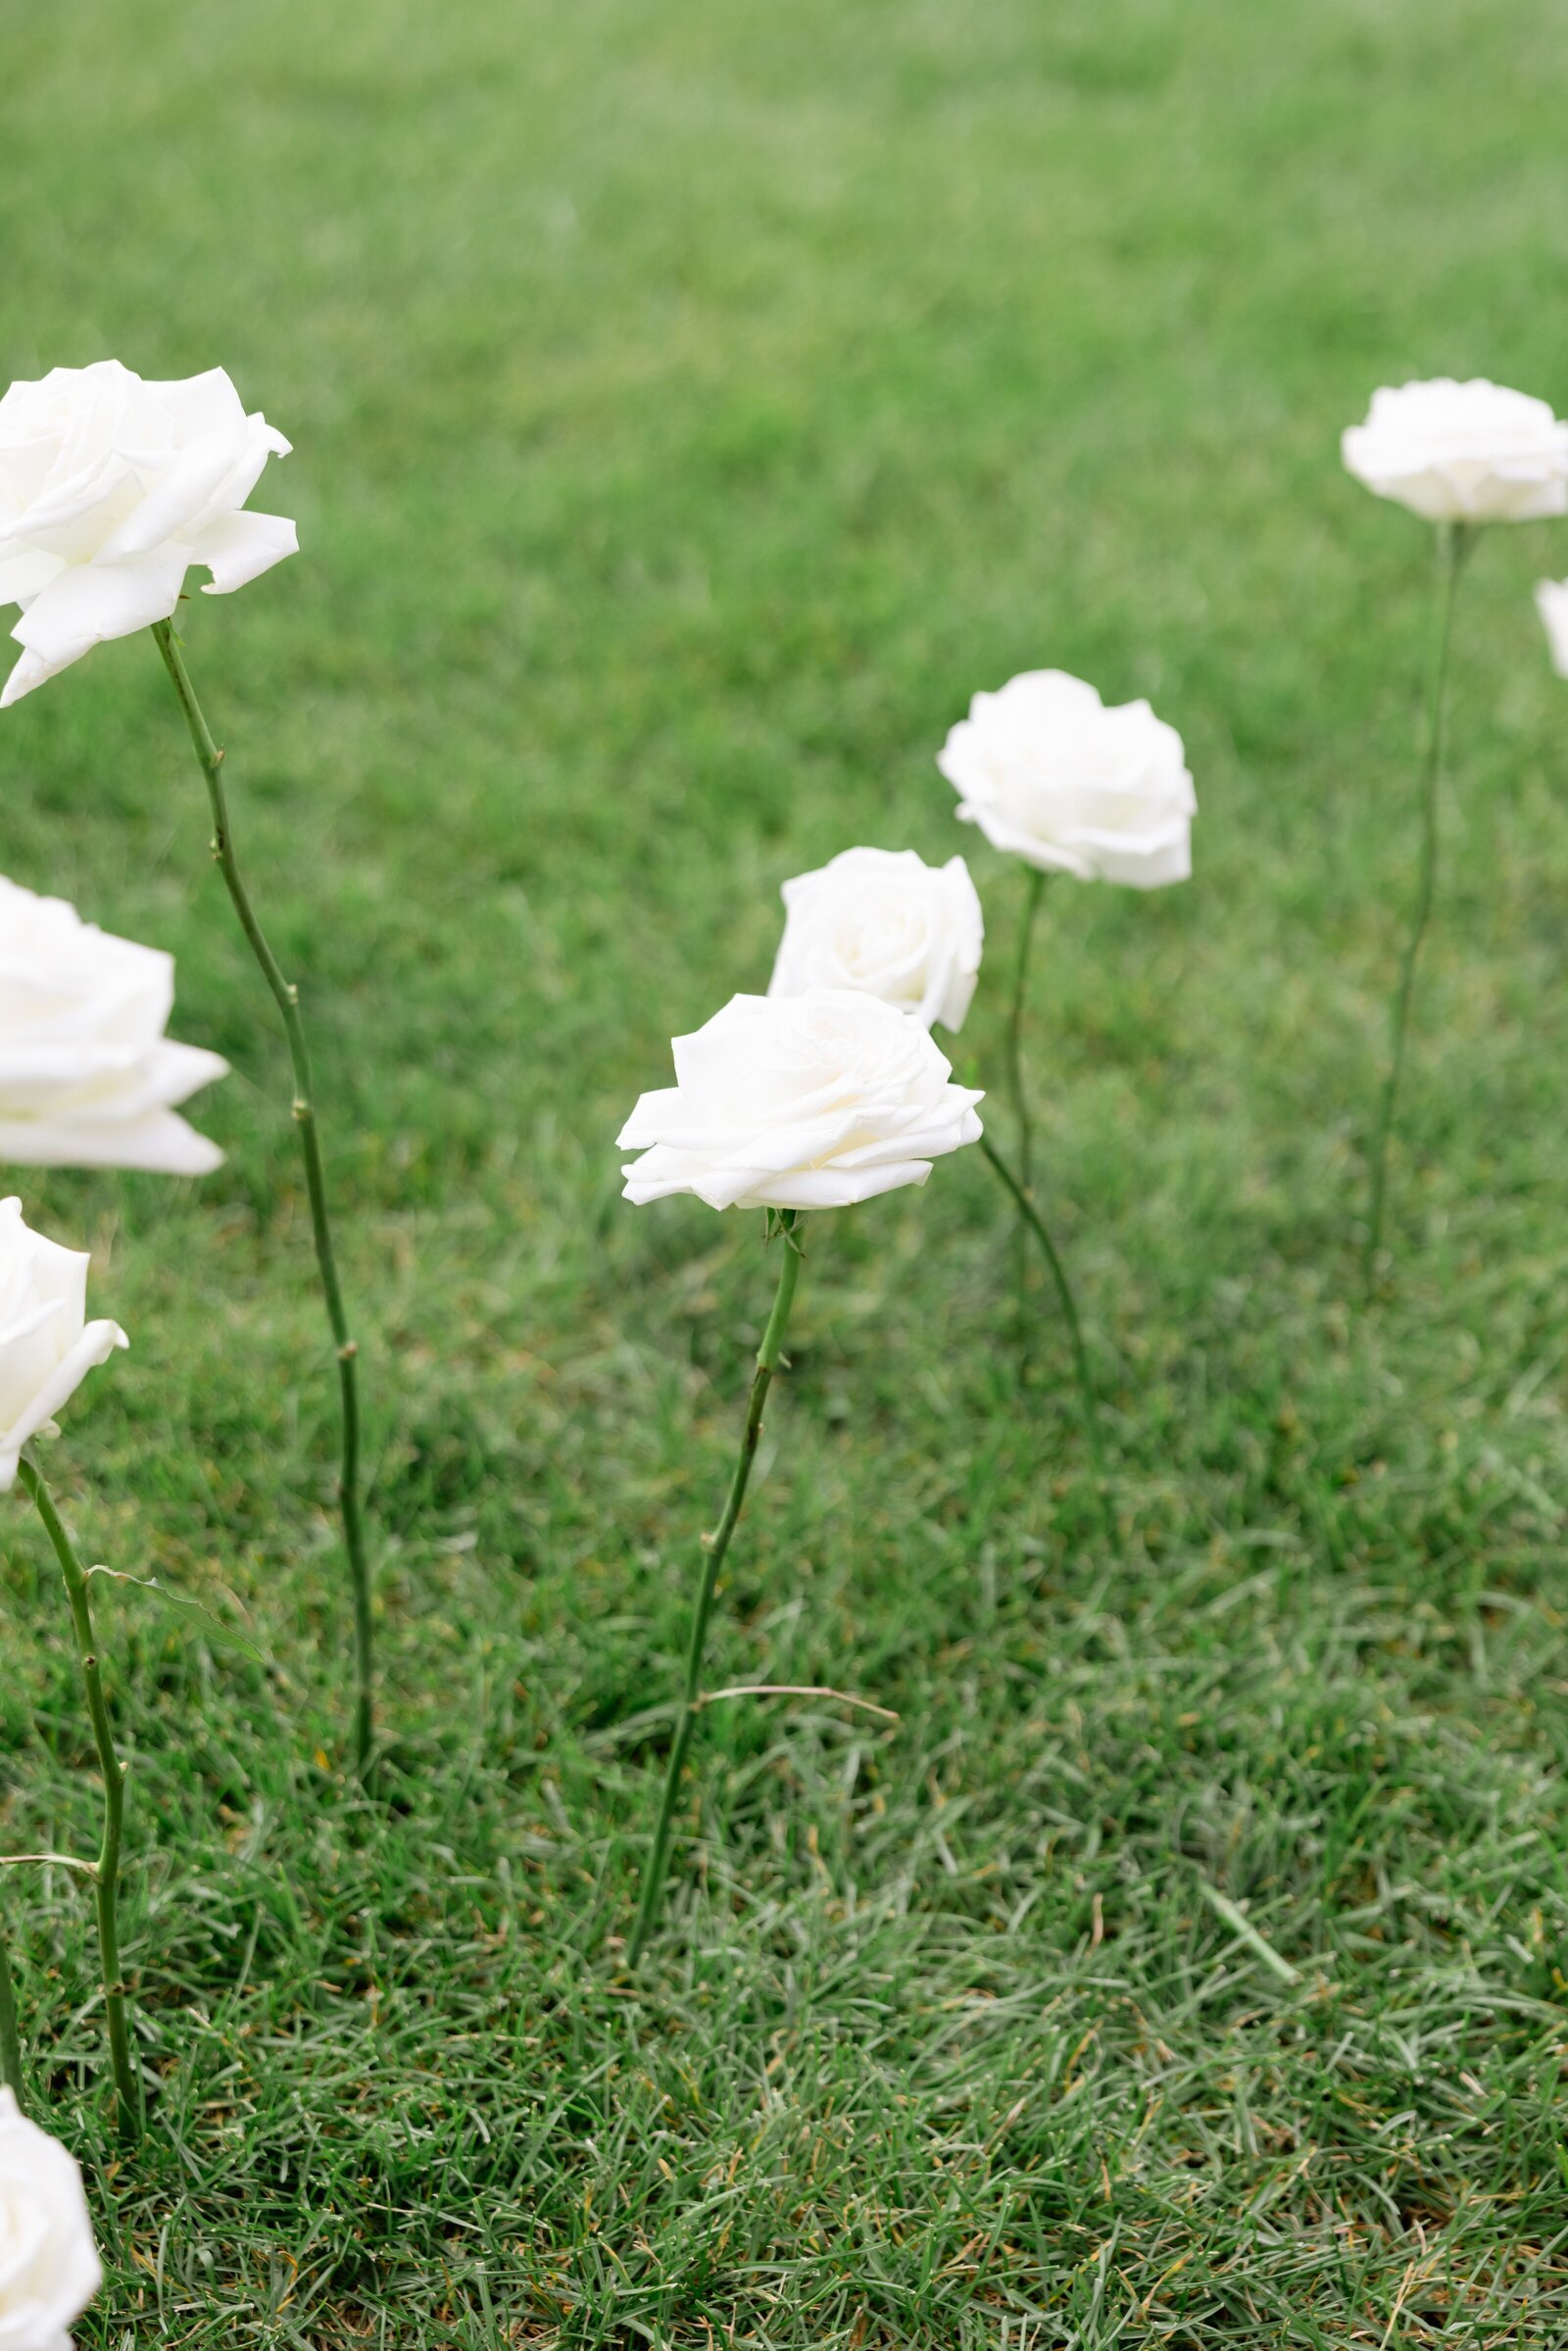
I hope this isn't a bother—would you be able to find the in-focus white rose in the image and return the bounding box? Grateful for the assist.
[1342,379,1568,524]
[938,668,1195,888]
[619,988,983,1211]
[1536,579,1568,678]
[0,360,296,708]
[0,2088,102,2351]
[0,1199,126,1491]
[0,877,226,1174]
[768,847,984,1033]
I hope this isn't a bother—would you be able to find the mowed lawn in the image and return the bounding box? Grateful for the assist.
[5,0,1568,2342]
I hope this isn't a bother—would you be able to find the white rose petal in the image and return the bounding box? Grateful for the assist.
[0,876,226,1175]
[0,1199,126,1490]
[618,989,983,1212]
[1342,378,1568,525]
[768,847,984,1033]
[0,2089,103,2351]
[1536,579,1568,678]
[0,360,296,707]
[938,668,1196,889]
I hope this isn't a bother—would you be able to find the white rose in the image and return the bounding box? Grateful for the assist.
[0,2089,102,2351]
[767,847,984,1033]
[1342,378,1568,524]
[0,1199,126,1491]
[1536,579,1568,678]
[0,877,226,1175]
[0,360,296,708]
[619,988,983,1211]
[938,668,1195,888]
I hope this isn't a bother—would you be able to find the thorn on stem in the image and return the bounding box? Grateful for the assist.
[337,1340,359,1361]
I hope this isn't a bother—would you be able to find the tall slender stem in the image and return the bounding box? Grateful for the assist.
[16,1454,138,2141]
[1004,867,1047,1336]
[629,1216,804,1964]
[1362,523,1468,1292]
[981,1135,1111,1529]
[0,1901,24,2110]
[151,618,373,1779]
[1005,868,1046,1200]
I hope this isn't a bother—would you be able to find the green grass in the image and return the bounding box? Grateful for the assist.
[5,0,1568,2340]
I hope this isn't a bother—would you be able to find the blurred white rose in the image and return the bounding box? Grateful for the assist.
[1342,379,1568,524]
[0,2088,102,2351]
[938,668,1195,888]
[1535,579,1568,678]
[0,877,226,1174]
[619,988,983,1211]
[768,847,984,1033]
[0,1198,126,1490]
[0,360,296,708]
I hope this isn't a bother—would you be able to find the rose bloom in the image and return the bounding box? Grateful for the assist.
[1536,579,1568,678]
[768,847,984,1033]
[0,2089,102,2351]
[619,988,983,1211]
[0,360,296,708]
[0,876,226,1174]
[1342,379,1568,525]
[938,668,1195,888]
[0,1198,126,1491]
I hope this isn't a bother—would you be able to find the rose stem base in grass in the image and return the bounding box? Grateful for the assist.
[1362,520,1472,1295]
[988,866,1109,1526]
[629,1212,804,1965]
[979,1133,1111,1536]
[151,618,374,1781]
[16,1452,138,2142]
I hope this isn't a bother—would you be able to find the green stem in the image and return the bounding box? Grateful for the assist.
[151,619,374,1781]
[980,1134,1111,1527]
[1362,522,1468,1293]
[629,1216,804,1964]
[0,1900,24,2110]
[17,1454,139,2141]
[1004,867,1047,1339]
[1005,868,1046,1200]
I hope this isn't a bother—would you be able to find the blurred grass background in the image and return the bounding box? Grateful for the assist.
[6,0,1568,2341]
